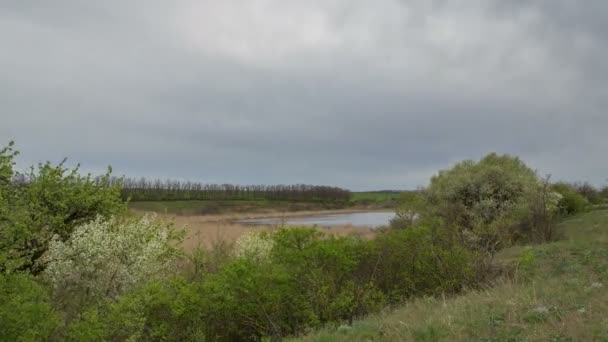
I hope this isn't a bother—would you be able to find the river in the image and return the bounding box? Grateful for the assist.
[238,211,395,228]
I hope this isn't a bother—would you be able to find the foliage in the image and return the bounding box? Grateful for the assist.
[0,273,59,341]
[351,191,401,208]
[121,178,351,202]
[201,258,315,341]
[186,238,234,279]
[390,191,425,229]
[371,227,476,303]
[24,162,125,241]
[291,210,608,342]
[65,226,477,341]
[41,215,181,313]
[601,186,608,202]
[552,182,590,215]
[521,178,563,243]
[0,141,18,185]
[570,181,604,204]
[234,231,274,261]
[0,142,126,273]
[65,277,207,342]
[418,153,557,252]
[350,192,401,202]
[271,228,385,325]
[182,227,474,340]
[0,141,30,272]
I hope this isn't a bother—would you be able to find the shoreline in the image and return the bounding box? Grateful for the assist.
[147,208,392,251]
[148,208,394,223]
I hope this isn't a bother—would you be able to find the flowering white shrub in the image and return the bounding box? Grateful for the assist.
[42,214,178,300]
[234,232,274,261]
[546,191,563,213]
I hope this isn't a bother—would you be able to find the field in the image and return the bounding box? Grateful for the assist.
[351,191,402,202]
[129,191,402,216]
[291,209,608,341]
[128,199,341,215]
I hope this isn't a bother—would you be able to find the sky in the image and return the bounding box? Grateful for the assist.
[1,0,607,191]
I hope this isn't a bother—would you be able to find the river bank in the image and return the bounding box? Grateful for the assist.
[147,208,392,251]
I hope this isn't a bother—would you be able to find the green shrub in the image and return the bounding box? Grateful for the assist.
[0,274,59,341]
[371,226,476,303]
[391,191,425,229]
[0,142,31,272]
[271,228,385,325]
[23,162,126,273]
[600,186,608,202]
[0,142,126,273]
[552,183,589,215]
[420,153,555,252]
[64,277,207,342]
[41,215,181,316]
[64,308,107,342]
[172,227,476,340]
[201,258,315,341]
[571,182,603,205]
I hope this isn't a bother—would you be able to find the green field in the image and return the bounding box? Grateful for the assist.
[128,199,354,215]
[129,191,403,214]
[291,209,608,341]
[351,191,402,202]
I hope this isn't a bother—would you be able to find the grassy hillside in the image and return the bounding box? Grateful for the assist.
[291,210,608,341]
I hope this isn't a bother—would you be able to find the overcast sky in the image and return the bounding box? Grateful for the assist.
[1,1,607,190]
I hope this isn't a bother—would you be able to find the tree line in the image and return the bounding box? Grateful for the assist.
[113,177,352,202]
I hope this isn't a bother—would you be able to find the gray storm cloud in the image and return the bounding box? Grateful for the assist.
[1,0,607,190]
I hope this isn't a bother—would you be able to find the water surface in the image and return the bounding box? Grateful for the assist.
[239,211,394,228]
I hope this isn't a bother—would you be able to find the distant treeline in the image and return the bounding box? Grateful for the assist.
[114,178,352,202]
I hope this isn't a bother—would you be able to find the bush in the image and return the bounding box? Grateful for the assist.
[421,153,556,252]
[571,182,603,204]
[23,162,126,273]
[234,231,274,261]
[601,186,608,202]
[0,274,59,341]
[180,227,476,340]
[271,228,385,325]
[201,258,315,340]
[65,278,207,342]
[41,215,181,314]
[371,226,476,302]
[0,142,30,272]
[552,183,589,216]
[390,191,425,229]
[0,142,126,273]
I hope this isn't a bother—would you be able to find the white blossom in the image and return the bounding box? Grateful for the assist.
[234,231,274,261]
[41,214,177,299]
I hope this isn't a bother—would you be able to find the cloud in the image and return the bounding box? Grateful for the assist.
[1,0,607,190]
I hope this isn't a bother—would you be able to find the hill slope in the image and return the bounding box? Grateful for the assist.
[291,210,608,341]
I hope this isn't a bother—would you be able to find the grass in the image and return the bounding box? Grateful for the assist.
[128,199,354,215]
[129,192,403,215]
[351,191,402,202]
[289,210,608,341]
